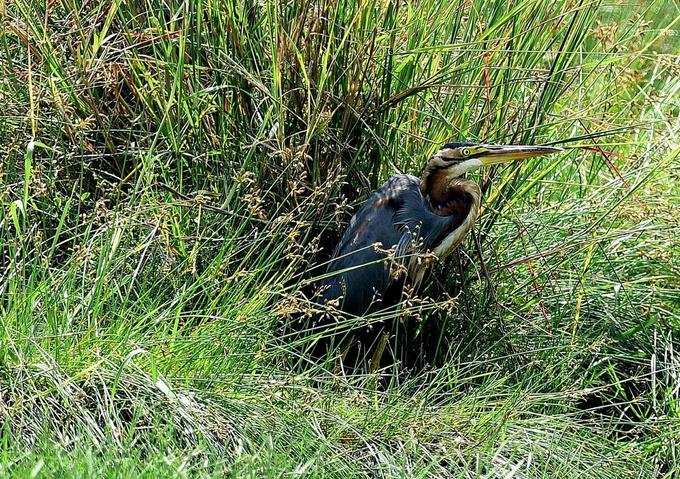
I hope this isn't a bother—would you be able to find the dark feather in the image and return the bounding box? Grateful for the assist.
[319,174,464,316]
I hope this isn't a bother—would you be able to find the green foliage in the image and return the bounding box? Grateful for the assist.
[0,0,678,477]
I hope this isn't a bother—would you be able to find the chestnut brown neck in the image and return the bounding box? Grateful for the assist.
[420,164,456,206]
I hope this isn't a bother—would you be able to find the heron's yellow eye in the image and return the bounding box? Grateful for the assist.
[461,148,471,157]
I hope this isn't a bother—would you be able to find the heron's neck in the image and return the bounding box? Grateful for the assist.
[432,179,482,258]
[420,158,483,203]
[420,165,454,205]
[421,164,470,206]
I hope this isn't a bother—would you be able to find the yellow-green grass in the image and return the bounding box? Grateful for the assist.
[0,0,678,477]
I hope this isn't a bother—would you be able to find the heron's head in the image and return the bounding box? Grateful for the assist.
[426,141,563,178]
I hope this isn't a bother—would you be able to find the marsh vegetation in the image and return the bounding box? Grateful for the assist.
[0,0,678,476]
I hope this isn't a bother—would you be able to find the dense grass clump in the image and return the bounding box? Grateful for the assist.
[1,0,679,477]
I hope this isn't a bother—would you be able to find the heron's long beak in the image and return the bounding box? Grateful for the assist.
[477,144,562,166]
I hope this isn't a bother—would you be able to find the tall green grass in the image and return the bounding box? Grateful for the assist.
[1,0,679,477]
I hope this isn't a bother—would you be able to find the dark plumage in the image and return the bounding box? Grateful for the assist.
[296,142,561,369]
[320,174,474,316]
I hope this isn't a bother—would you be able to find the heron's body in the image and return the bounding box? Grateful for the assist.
[321,173,480,315]
[300,142,561,368]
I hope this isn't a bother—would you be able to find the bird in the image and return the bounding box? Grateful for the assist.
[309,142,562,368]
[319,142,562,315]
